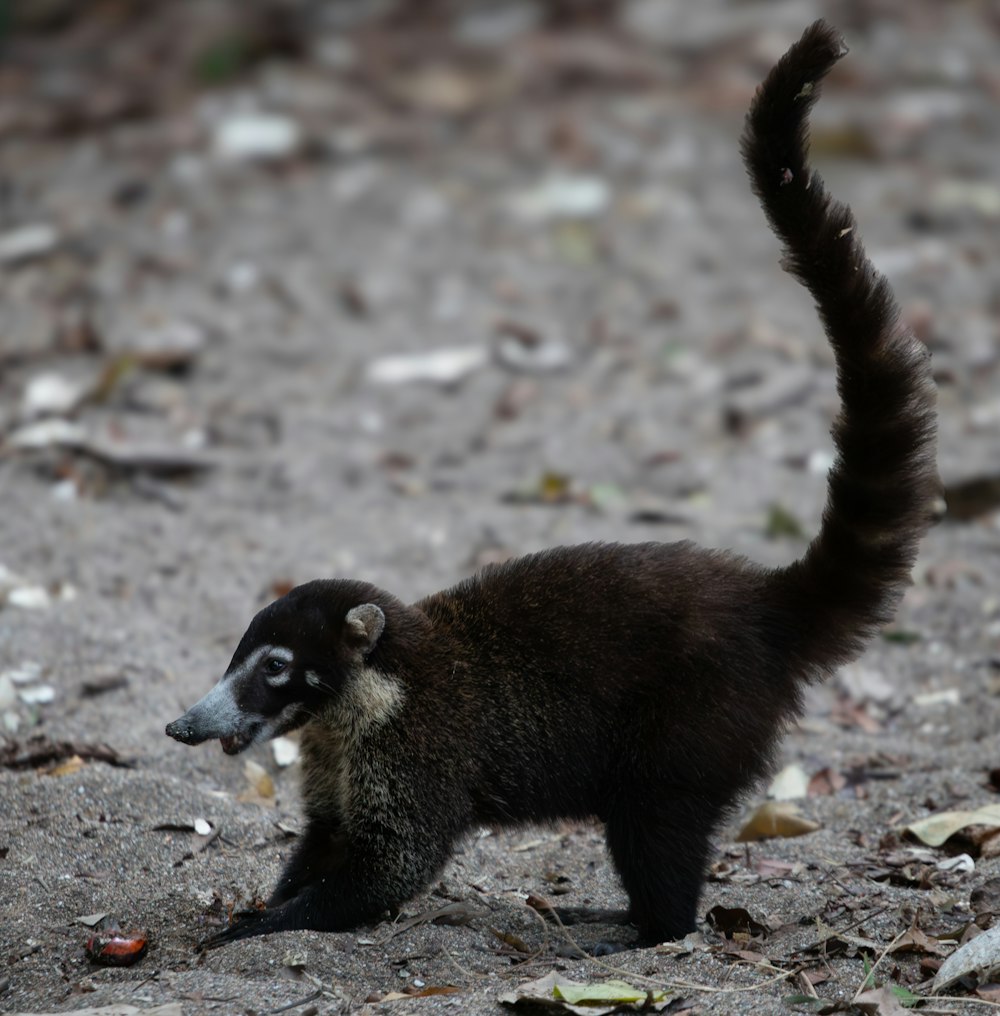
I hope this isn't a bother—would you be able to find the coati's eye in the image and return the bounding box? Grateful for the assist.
[264,658,287,676]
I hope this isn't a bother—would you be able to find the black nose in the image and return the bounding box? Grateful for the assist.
[165,719,195,743]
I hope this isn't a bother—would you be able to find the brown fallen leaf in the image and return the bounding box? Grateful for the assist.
[809,767,848,797]
[830,696,883,734]
[0,736,131,769]
[755,857,803,878]
[492,927,531,953]
[854,986,911,1016]
[978,829,1000,860]
[972,877,1000,926]
[719,941,769,964]
[705,905,768,939]
[889,924,951,958]
[46,754,85,777]
[387,901,478,937]
[802,968,832,987]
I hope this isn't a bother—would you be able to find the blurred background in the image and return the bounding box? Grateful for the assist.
[2,2,1000,1009]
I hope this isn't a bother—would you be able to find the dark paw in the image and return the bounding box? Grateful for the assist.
[197,909,268,951]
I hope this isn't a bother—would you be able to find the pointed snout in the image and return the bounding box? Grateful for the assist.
[165,679,242,746]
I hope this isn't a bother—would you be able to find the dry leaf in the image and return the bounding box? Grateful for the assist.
[755,857,802,878]
[243,759,274,798]
[854,986,912,1016]
[889,925,951,957]
[491,927,531,953]
[500,971,676,1015]
[934,924,1000,991]
[736,801,820,842]
[46,754,85,777]
[937,853,975,873]
[972,878,1000,924]
[974,829,1000,860]
[706,905,768,938]
[387,901,478,937]
[768,763,810,800]
[380,986,462,1001]
[75,912,109,927]
[905,804,1000,848]
[555,980,665,1005]
[808,767,848,797]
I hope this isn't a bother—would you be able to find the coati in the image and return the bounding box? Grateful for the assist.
[166,21,939,950]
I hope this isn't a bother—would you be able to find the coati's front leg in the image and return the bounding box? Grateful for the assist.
[266,820,348,908]
[201,877,378,949]
[200,813,453,949]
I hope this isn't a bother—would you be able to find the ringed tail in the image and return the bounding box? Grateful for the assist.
[741,20,940,674]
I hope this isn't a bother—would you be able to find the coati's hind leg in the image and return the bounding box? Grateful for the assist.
[605,795,721,945]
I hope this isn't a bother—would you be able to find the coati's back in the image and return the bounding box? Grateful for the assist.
[417,541,800,824]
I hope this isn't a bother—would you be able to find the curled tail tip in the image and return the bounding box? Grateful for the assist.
[745,21,848,130]
[801,18,849,57]
[741,21,853,209]
[789,20,849,80]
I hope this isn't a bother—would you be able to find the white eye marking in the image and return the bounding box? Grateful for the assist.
[305,671,322,689]
[263,647,294,687]
[226,645,273,684]
[265,666,292,688]
[226,645,296,687]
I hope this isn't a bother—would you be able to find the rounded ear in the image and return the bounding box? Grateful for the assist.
[344,603,385,656]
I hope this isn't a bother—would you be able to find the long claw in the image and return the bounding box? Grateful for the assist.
[197,909,268,951]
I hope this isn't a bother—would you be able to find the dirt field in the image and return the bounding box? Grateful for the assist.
[2,2,999,1013]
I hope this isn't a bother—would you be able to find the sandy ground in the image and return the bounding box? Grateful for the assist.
[2,2,1000,1013]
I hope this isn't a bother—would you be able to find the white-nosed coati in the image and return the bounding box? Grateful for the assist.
[166,21,939,951]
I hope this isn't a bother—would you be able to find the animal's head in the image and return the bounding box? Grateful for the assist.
[165,580,389,755]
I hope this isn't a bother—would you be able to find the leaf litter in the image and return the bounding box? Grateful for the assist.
[500,971,682,1015]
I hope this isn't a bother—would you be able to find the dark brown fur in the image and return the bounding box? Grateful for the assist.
[167,21,939,950]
